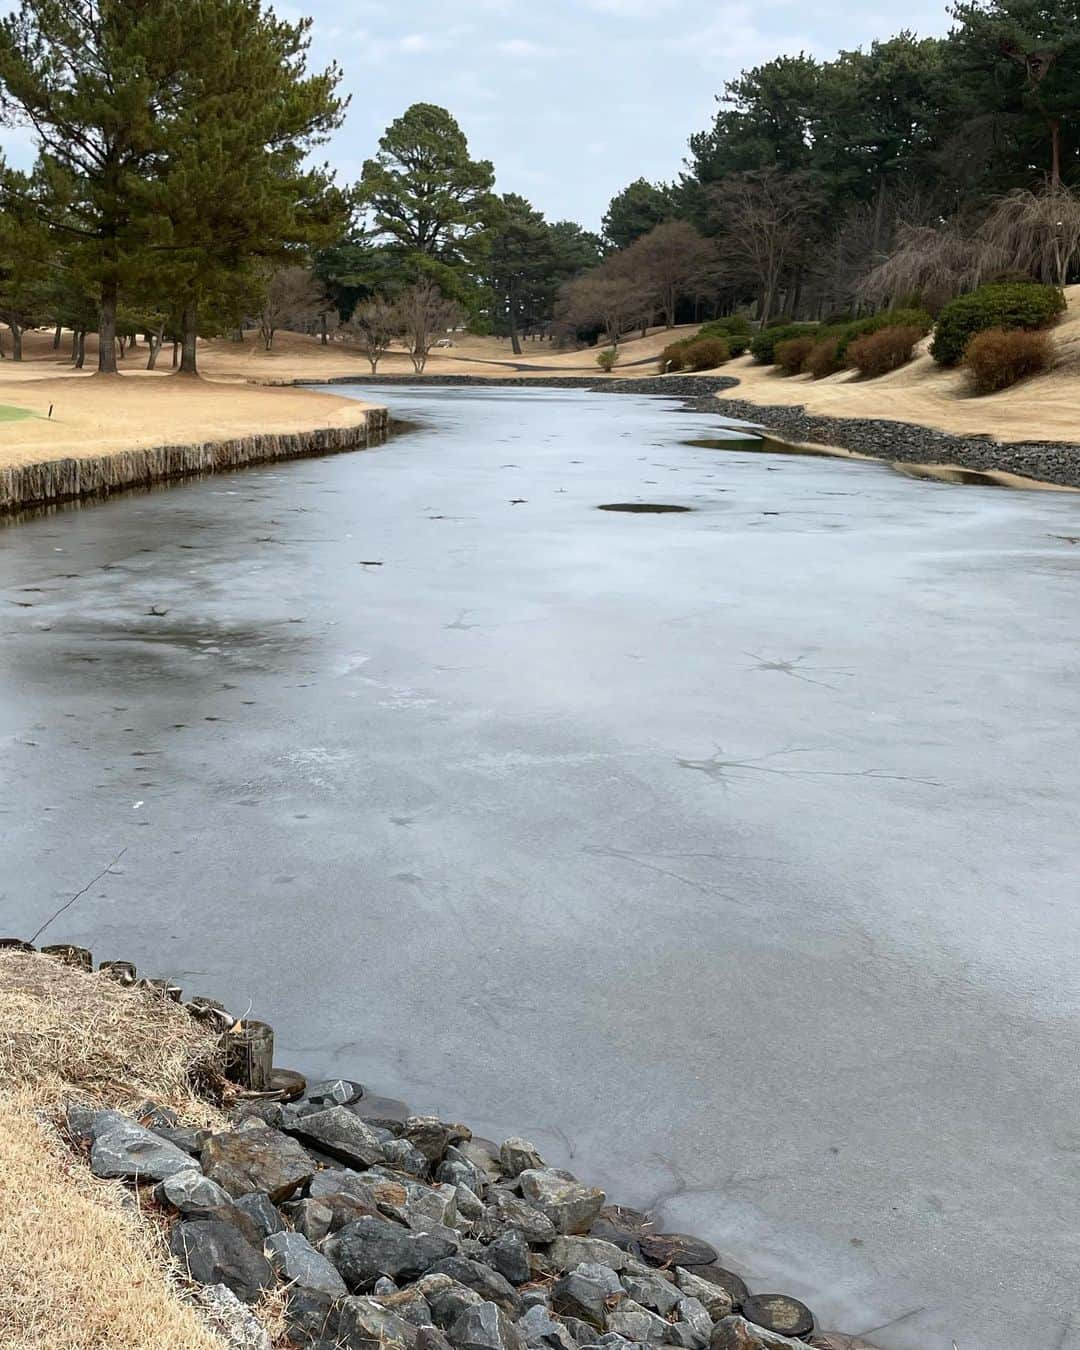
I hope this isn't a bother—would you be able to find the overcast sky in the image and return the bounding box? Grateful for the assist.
[2,0,958,232]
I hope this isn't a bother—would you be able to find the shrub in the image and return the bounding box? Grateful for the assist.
[682,336,731,370]
[659,341,689,372]
[931,282,1065,367]
[774,336,816,375]
[806,336,844,379]
[833,307,933,364]
[847,325,925,377]
[596,347,619,373]
[750,323,817,364]
[963,327,1054,394]
[698,319,749,356]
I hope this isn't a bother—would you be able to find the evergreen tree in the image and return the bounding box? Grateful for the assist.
[602,179,676,250]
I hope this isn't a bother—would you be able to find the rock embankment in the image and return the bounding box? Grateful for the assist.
[329,372,1080,488]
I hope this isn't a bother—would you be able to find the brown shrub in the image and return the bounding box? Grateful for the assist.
[847,324,923,378]
[682,337,731,371]
[659,342,689,372]
[806,336,843,379]
[963,327,1054,394]
[773,336,815,375]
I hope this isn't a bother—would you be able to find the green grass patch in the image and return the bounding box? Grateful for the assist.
[0,404,34,422]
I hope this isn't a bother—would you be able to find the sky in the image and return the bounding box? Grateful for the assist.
[1,0,958,233]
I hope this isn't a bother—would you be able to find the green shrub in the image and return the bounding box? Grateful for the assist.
[931,282,1065,367]
[806,336,844,379]
[774,336,816,375]
[833,307,932,363]
[596,347,619,373]
[698,319,749,356]
[963,327,1054,394]
[847,325,924,378]
[682,336,731,370]
[750,323,817,365]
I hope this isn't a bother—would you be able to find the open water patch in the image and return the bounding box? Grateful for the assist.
[596,502,693,514]
[684,435,835,459]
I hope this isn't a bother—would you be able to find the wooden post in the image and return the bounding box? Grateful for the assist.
[40,944,93,971]
[224,1020,275,1092]
[99,960,137,985]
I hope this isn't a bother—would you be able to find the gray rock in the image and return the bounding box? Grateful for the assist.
[309,1168,400,1206]
[455,1184,486,1222]
[307,1078,366,1108]
[154,1125,211,1157]
[282,1198,335,1245]
[90,1116,196,1183]
[156,1168,235,1216]
[417,1273,487,1329]
[449,1302,527,1350]
[429,1257,523,1317]
[572,1264,623,1299]
[485,1189,558,1243]
[417,1328,456,1350]
[324,1217,459,1290]
[338,1296,418,1350]
[517,1305,578,1350]
[375,1277,400,1296]
[520,1289,551,1312]
[604,1301,670,1344]
[234,1191,285,1240]
[285,1106,385,1169]
[283,1285,340,1345]
[675,1297,712,1349]
[265,1230,348,1297]
[458,1140,502,1184]
[620,1274,681,1317]
[404,1116,453,1165]
[385,1138,431,1177]
[483,1228,531,1285]
[685,1267,749,1314]
[201,1127,314,1203]
[498,1138,545,1179]
[710,1318,809,1350]
[64,1101,110,1143]
[405,1183,459,1232]
[739,1296,813,1340]
[379,1287,436,1328]
[638,1233,718,1271]
[550,1273,608,1331]
[518,1171,604,1236]
[674,1270,734,1322]
[550,1237,628,1274]
[562,1318,602,1345]
[170,1219,275,1304]
[438,1146,488,1195]
[189,1282,274,1350]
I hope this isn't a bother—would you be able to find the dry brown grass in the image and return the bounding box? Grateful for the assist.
[0,950,224,1120]
[0,951,234,1349]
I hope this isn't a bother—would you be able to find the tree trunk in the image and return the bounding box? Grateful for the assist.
[320,312,329,345]
[70,330,78,360]
[75,331,87,369]
[508,288,522,356]
[1050,120,1062,190]
[179,304,198,376]
[98,280,119,374]
[146,322,165,370]
[172,340,179,368]
[53,321,62,350]
[12,324,22,362]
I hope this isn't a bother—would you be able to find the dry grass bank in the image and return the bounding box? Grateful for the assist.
[709,284,1080,445]
[0,950,230,1350]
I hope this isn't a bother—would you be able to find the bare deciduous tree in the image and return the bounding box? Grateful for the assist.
[622,220,720,328]
[557,265,652,347]
[976,186,1080,288]
[710,170,820,327]
[858,220,1007,309]
[349,297,398,372]
[393,279,462,373]
[257,266,330,351]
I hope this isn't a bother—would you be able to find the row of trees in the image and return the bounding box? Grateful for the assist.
[591,0,1080,325]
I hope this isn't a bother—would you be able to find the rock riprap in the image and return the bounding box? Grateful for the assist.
[68,1094,873,1350]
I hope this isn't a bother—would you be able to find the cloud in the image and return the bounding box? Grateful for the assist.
[399,32,434,52]
[496,38,547,57]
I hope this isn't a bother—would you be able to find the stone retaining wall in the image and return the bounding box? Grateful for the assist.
[0,406,392,514]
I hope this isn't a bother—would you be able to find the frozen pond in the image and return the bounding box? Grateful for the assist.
[3,384,1080,1349]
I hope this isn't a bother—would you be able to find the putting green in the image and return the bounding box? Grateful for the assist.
[0,404,33,422]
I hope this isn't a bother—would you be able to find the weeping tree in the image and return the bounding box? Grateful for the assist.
[858,219,1007,307]
[977,186,1080,284]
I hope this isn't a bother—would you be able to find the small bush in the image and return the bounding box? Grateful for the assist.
[682,336,731,371]
[774,336,816,375]
[806,336,844,379]
[847,325,924,377]
[659,341,689,372]
[834,307,932,364]
[596,347,619,373]
[931,282,1065,367]
[963,327,1054,394]
[750,323,817,365]
[699,320,749,356]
